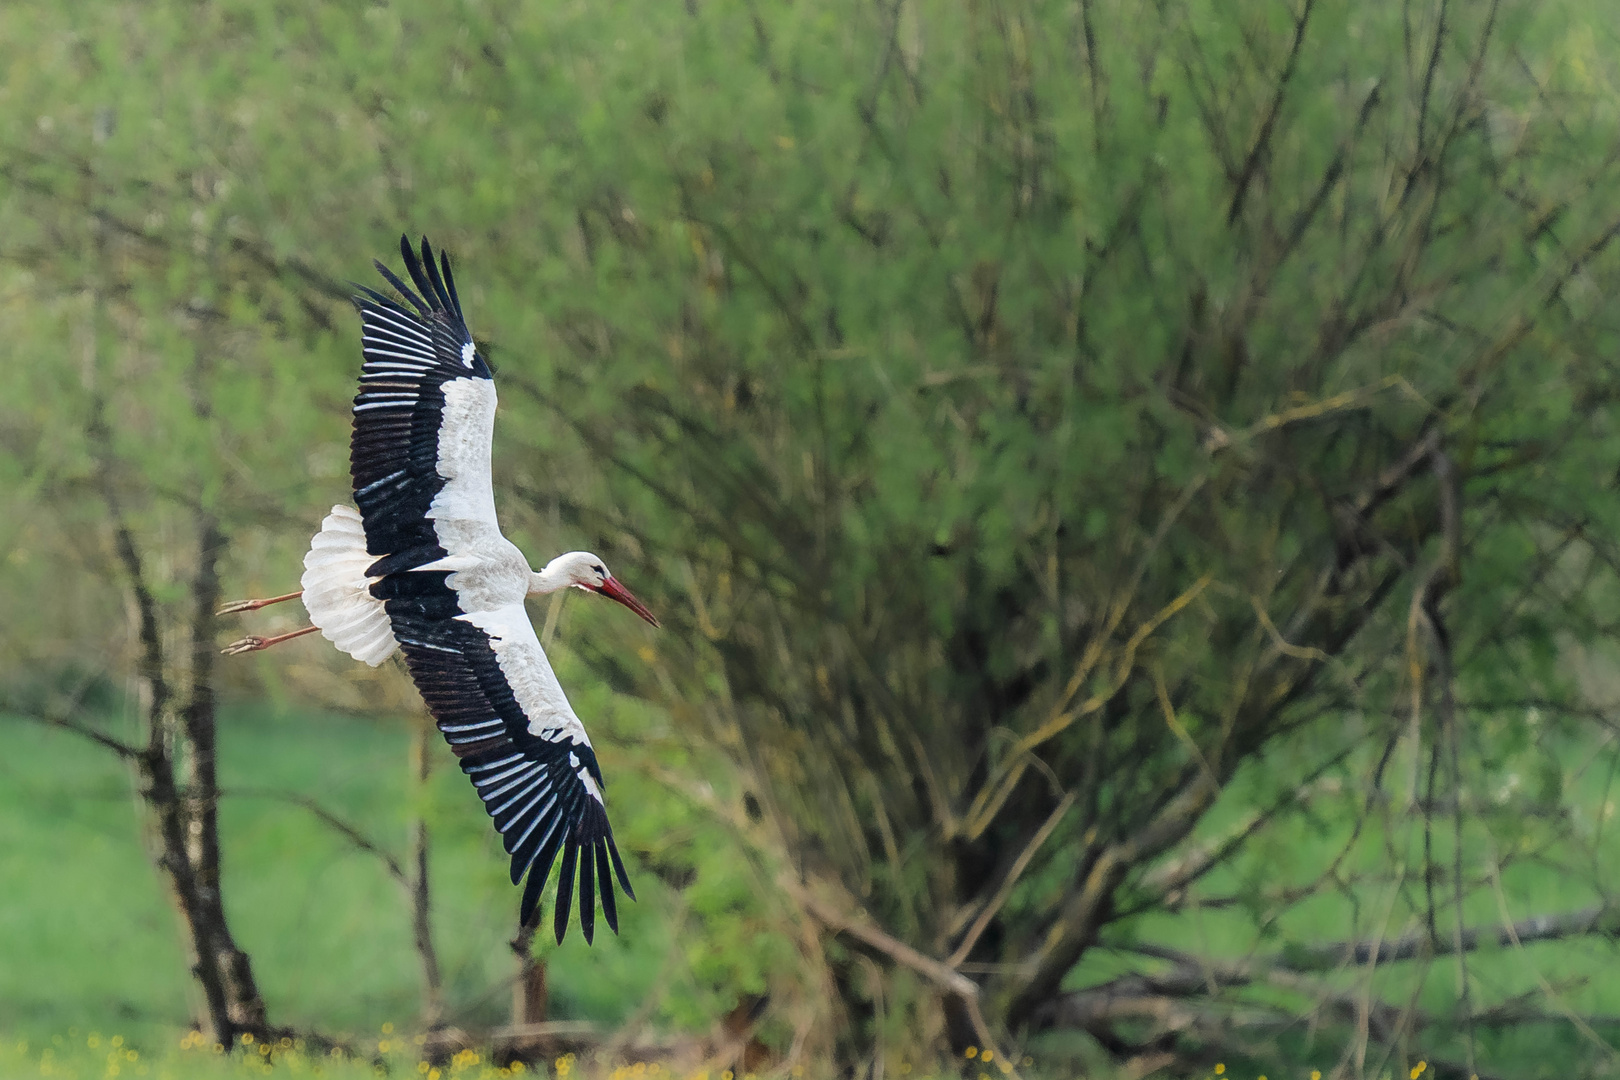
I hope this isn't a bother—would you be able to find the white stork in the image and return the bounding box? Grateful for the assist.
[220,236,657,943]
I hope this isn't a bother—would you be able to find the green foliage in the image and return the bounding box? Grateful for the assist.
[6,0,1620,1073]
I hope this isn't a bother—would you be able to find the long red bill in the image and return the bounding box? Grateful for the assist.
[596,577,660,628]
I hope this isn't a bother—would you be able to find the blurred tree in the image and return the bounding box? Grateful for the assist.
[521,0,1620,1070]
[4,0,1620,1074]
[0,161,342,1041]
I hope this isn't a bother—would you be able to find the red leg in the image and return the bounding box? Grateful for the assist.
[217,590,303,616]
[221,625,320,656]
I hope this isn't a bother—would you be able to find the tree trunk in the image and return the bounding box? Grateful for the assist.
[181,514,270,1037]
[511,922,548,1027]
[410,706,445,1026]
[116,505,270,1045]
[141,753,238,1044]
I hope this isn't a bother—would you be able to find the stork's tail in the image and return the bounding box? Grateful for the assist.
[300,505,398,667]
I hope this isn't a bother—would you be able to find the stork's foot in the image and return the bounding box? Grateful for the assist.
[221,625,319,656]
[217,590,303,616]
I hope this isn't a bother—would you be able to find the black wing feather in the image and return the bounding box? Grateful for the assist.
[439,250,465,324]
[417,238,455,315]
[553,841,578,944]
[519,821,571,927]
[371,259,430,317]
[386,603,633,939]
[595,839,618,934]
[606,833,636,900]
[349,235,489,563]
[578,842,597,944]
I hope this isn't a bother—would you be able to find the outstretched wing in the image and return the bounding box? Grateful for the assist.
[375,572,636,941]
[352,237,633,939]
[350,235,497,572]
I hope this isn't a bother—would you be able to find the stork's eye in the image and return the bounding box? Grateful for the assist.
[592,564,606,576]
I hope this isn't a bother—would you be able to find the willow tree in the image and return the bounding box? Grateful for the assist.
[518,0,1620,1072]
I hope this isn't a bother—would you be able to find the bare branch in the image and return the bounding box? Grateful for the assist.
[1226,0,1317,225]
[948,793,1077,967]
[9,708,139,760]
[408,707,444,1026]
[787,878,978,1000]
[1279,902,1620,971]
[963,570,1215,840]
[225,787,408,886]
[1127,743,1357,913]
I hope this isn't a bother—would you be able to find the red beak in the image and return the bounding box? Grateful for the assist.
[596,577,660,628]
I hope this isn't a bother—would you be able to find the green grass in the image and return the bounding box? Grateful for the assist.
[0,1034,528,1080]
[0,703,673,1050]
[0,1038,954,1080]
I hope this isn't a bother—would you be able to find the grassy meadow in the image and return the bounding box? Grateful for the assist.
[11,697,1620,1077]
[0,703,677,1048]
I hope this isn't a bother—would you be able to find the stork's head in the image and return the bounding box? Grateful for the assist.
[534,551,660,628]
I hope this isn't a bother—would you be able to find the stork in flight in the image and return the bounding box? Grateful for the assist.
[220,236,657,943]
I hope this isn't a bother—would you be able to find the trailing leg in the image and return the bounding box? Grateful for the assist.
[217,590,302,615]
[221,625,319,656]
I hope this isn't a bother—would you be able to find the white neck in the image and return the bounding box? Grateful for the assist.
[529,563,573,596]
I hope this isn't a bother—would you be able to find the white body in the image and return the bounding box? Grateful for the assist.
[301,378,611,747]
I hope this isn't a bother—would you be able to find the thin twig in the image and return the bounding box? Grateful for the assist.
[9,708,140,759]
[225,787,408,885]
[1227,0,1318,224]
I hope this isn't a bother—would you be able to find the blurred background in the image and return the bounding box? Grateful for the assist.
[4,1,1620,1077]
